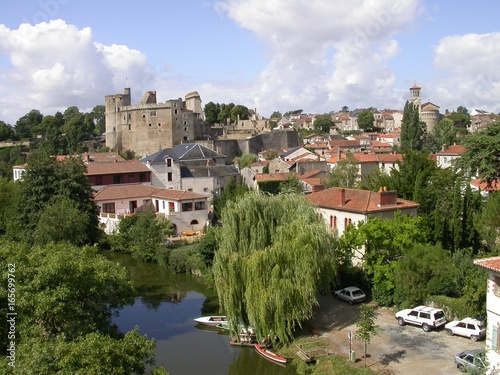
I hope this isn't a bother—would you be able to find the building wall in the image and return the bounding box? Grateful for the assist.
[485,271,500,371]
[105,88,204,157]
[87,172,150,187]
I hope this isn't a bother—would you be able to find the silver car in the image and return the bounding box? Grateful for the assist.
[334,286,366,305]
[454,349,485,373]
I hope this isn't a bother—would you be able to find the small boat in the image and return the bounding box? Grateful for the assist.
[255,343,287,364]
[193,316,227,327]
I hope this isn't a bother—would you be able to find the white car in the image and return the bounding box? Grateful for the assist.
[445,317,486,341]
[395,305,447,332]
[334,286,366,305]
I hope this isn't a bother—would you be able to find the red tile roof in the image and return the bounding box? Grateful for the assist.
[85,161,150,176]
[93,184,207,201]
[377,154,403,163]
[305,187,419,213]
[471,179,500,191]
[438,144,467,155]
[354,153,378,163]
[474,256,500,272]
[255,172,297,182]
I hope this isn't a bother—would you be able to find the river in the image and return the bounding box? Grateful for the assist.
[107,253,296,375]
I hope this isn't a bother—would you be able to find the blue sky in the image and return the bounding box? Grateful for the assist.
[0,0,499,124]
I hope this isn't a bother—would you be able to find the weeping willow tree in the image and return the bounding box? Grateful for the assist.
[212,191,337,345]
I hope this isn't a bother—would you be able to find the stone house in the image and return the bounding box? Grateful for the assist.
[140,143,239,195]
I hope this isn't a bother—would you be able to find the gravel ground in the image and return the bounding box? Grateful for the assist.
[302,295,484,375]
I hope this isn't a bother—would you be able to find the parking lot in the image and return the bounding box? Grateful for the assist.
[305,295,485,374]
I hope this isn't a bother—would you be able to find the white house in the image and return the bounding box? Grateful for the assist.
[306,187,419,263]
[473,257,500,373]
[93,184,209,235]
[436,144,467,169]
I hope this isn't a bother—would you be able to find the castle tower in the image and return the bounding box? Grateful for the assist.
[185,91,204,120]
[105,88,132,151]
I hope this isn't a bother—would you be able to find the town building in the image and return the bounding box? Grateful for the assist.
[105,88,206,157]
[473,256,500,373]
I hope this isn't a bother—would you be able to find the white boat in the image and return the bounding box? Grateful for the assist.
[193,316,227,327]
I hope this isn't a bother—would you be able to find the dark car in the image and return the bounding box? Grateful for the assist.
[454,349,485,373]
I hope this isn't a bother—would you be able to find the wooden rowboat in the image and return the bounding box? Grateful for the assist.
[254,343,287,364]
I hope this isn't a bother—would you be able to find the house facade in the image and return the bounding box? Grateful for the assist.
[306,187,419,263]
[436,144,467,169]
[473,257,500,373]
[93,184,209,235]
[140,143,239,195]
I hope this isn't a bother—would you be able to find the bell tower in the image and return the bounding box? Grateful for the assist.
[409,85,421,110]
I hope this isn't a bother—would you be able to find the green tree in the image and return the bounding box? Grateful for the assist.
[90,105,106,135]
[211,177,249,219]
[475,191,500,252]
[355,304,380,367]
[217,103,235,124]
[0,178,19,234]
[400,101,426,151]
[65,114,86,153]
[323,155,359,188]
[279,174,303,195]
[314,114,334,133]
[111,209,173,264]
[15,109,43,139]
[204,102,220,125]
[394,243,458,306]
[357,109,375,131]
[12,150,100,244]
[425,118,458,153]
[230,104,250,122]
[341,106,349,113]
[233,153,258,170]
[358,168,392,192]
[0,121,15,141]
[270,111,282,119]
[213,192,336,345]
[456,121,500,187]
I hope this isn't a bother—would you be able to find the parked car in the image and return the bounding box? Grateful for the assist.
[395,305,446,332]
[445,317,486,341]
[454,349,485,373]
[334,286,366,305]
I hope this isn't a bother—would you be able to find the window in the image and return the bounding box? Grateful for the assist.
[102,202,115,214]
[169,202,175,212]
[182,202,193,211]
[188,188,193,192]
[495,276,500,296]
[190,220,199,225]
[158,123,161,126]
[195,201,205,210]
[334,216,337,229]
[128,173,135,178]
[139,173,145,182]
[128,124,131,131]
[162,201,165,209]
[150,111,156,117]
[167,172,173,181]
[203,187,208,192]
[174,109,178,115]
[95,175,102,185]
[113,175,122,184]
[166,158,172,167]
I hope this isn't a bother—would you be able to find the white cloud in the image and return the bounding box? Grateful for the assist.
[431,32,500,112]
[215,0,420,115]
[0,20,149,123]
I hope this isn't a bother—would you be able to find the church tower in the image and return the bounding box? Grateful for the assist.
[409,85,421,110]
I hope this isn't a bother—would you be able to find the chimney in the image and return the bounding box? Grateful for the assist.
[338,188,346,206]
[378,187,397,207]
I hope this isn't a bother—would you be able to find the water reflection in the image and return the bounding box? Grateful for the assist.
[109,253,296,374]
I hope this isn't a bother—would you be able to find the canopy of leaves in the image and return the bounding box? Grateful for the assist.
[400,101,426,151]
[425,118,458,153]
[314,114,334,133]
[212,191,336,345]
[110,209,174,264]
[0,121,15,141]
[322,155,360,189]
[233,153,258,170]
[0,240,161,374]
[15,109,43,139]
[270,111,282,119]
[12,150,100,244]
[475,191,500,252]
[357,109,375,131]
[230,104,250,122]
[204,101,220,125]
[456,121,500,186]
[394,243,459,306]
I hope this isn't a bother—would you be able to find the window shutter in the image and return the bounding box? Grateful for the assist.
[493,325,498,351]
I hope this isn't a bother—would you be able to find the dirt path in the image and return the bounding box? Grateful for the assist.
[301,295,483,374]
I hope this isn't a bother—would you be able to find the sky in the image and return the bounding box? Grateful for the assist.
[0,0,499,124]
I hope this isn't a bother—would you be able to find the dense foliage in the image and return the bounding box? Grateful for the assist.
[400,101,426,151]
[213,191,337,345]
